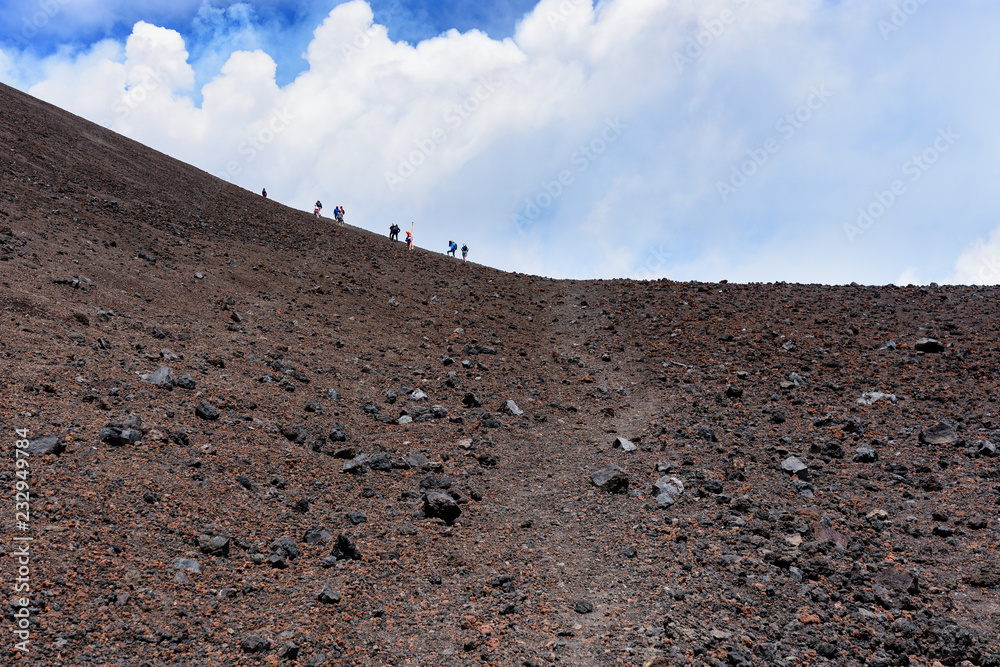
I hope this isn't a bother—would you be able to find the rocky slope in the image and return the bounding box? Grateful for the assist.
[1,82,998,666]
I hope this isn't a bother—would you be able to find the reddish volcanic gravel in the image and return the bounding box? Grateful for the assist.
[1,82,999,666]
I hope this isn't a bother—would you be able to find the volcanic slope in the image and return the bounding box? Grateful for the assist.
[1,82,999,667]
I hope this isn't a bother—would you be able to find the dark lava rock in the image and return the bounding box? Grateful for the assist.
[424,492,461,524]
[27,435,65,456]
[303,526,333,545]
[278,644,300,660]
[99,426,142,447]
[368,453,392,471]
[234,475,255,491]
[876,565,919,594]
[963,566,1000,588]
[915,337,945,353]
[420,474,452,490]
[573,600,594,614]
[169,431,190,447]
[816,642,839,658]
[197,534,231,556]
[317,586,342,604]
[240,635,271,654]
[270,535,301,560]
[919,422,957,445]
[968,516,989,530]
[281,424,308,443]
[330,534,362,561]
[811,522,849,549]
[933,524,953,538]
[590,465,629,494]
[697,426,718,442]
[195,401,220,421]
[699,479,724,495]
[174,374,196,390]
[407,452,430,469]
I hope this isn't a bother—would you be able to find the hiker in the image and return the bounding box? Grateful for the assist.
[461,244,468,261]
[389,224,400,241]
[447,240,457,257]
[405,230,413,250]
[314,200,323,217]
[334,206,345,225]
[261,188,267,198]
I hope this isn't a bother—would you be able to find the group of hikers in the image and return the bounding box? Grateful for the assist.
[388,223,468,260]
[260,189,466,260]
[313,201,345,225]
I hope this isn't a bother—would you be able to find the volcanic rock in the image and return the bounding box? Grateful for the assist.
[919,423,958,447]
[424,492,462,524]
[590,465,629,493]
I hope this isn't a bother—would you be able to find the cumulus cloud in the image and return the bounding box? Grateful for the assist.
[950,228,1000,286]
[2,0,999,284]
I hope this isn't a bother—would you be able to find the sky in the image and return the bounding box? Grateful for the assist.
[1,0,999,286]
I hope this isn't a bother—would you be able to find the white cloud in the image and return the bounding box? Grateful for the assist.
[2,0,999,284]
[950,227,1000,285]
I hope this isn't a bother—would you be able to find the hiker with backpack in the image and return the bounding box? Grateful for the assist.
[334,206,345,225]
[405,230,413,250]
[447,240,458,257]
[314,200,323,218]
[389,224,400,241]
[461,244,468,261]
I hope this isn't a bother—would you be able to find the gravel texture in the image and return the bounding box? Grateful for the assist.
[1,83,999,666]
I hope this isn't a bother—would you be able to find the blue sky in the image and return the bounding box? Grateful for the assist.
[2,0,999,285]
[1,1,540,88]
